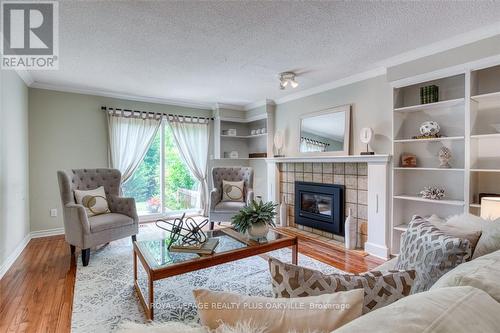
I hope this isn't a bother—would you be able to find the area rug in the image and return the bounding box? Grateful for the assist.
[71,225,345,332]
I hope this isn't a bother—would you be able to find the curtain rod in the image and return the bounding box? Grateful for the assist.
[101,106,214,120]
[300,136,330,146]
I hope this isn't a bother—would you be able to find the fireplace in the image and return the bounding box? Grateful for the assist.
[294,182,345,236]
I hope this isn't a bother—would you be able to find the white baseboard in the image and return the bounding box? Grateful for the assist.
[364,242,390,260]
[0,227,65,280]
[30,227,64,238]
[0,233,31,280]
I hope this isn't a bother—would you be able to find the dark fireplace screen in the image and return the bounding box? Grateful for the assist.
[300,193,332,216]
[295,182,345,236]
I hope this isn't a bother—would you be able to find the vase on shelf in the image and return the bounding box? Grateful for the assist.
[344,208,357,250]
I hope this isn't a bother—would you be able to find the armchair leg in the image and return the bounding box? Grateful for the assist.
[209,221,215,230]
[70,244,76,255]
[82,248,90,266]
[131,235,137,242]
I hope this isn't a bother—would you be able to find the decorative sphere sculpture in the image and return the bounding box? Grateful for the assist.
[419,121,440,136]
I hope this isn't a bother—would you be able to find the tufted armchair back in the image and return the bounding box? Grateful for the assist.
[57,168,122,205]
[212,167,253,199]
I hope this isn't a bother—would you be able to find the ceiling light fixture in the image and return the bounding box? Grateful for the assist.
[279,72,298,90]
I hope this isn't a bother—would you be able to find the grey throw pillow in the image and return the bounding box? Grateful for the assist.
[395,216,472,293]
[268,257,416,314]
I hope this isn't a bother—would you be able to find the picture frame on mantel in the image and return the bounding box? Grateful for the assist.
[298,104,351,156]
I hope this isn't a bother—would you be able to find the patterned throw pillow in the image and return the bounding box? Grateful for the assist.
[395,215,472,294]
[74,186,110,217]
[268,257,416,314]
[222,180,244,202]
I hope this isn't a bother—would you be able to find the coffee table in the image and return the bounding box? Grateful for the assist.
[133,227,298,319]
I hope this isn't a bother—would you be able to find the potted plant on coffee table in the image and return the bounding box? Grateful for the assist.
[231,200,278,241]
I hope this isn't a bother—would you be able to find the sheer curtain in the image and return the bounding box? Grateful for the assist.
[107,112,161,183]
[167,116,210,216]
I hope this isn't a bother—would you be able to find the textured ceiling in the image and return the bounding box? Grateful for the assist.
[28,1,500,107]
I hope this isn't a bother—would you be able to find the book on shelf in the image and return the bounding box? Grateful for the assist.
[169,238,219,255]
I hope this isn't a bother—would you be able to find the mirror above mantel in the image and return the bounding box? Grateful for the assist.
[299,104,351,156]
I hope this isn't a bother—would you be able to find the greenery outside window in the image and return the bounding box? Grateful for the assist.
[122,121,199,217]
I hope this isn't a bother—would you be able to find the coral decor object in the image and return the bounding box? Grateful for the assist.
[419,186,445,200]
[438,146,452,168]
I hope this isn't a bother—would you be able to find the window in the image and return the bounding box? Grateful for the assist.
[122,122,198,217]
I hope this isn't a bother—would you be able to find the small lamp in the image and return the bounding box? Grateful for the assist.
[480,197,500,220]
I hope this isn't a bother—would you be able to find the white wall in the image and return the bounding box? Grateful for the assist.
[275,75,393,156]
[0,71,29,276]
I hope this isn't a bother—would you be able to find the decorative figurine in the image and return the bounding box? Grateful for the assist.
[420,186,445,200]
[401,153,417,167]
[438,146,452,168]
[274,130,285,157]
[156,213,209,248]
[419,121,441,137]
[359,127,374,155]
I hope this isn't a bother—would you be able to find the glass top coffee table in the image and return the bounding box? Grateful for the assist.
[133,227,298,320]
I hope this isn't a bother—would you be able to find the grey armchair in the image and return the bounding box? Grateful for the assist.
[57,169,138,266]
[209,167,254,230]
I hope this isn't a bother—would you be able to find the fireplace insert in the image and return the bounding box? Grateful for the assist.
[294,181,345,236]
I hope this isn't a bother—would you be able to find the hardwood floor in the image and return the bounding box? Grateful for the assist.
[0,225,383,332]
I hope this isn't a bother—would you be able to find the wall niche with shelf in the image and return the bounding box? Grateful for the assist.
[213,103,275,160]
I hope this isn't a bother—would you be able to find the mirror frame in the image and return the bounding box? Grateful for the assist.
[298,104,351,156]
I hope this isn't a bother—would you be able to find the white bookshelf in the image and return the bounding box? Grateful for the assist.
[391,73,467,255]
[469,65,500,215]
[391,63,500,255]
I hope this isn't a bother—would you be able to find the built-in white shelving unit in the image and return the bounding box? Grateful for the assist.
[213,102,275,160]
[392,73,467,255]
[391,63,500,255]
[469,64,500,218]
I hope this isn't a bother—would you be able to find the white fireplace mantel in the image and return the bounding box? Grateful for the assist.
[265,154,391,164]
[266,154,392,259]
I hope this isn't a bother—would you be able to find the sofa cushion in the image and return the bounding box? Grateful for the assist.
[74,186,110,216]
[89,213,134,233]
[431,249,500,302]
[334,286,500,333]
[214,201,245,211]
[445,213,500,259]
[268,257,415,314]
[395,216,471,293]
[193,288,363,333]
[373,257,398,271]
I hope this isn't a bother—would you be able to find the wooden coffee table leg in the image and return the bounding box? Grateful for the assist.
[149,276,154,320]
[134,249,154,320]
[292,242,298,265]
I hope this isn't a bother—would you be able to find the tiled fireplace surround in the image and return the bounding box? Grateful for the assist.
[279,162,368,248]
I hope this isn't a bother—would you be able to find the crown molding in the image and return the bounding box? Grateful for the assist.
[378,22,500,69]
[29,82,218,110]
[215,103,246,111]
[244,100,266,111]
[15,70,34,86]
[274,67,387,105]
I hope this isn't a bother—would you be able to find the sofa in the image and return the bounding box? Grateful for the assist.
[118,214,500,332]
